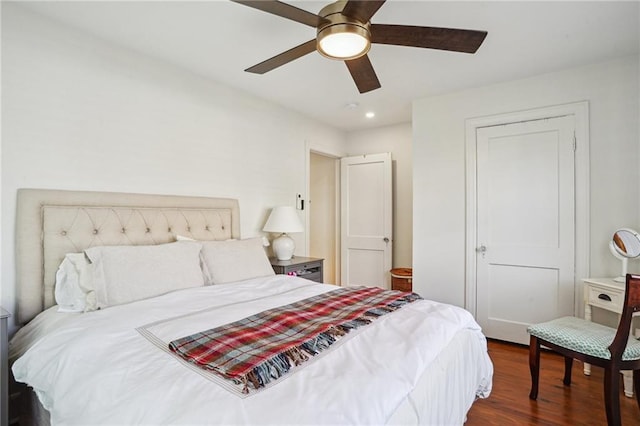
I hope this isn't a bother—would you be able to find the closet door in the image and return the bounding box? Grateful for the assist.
[475,116,575,344]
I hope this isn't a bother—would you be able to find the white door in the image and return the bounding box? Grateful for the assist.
[476,116,575,344]
[341,153,392,288]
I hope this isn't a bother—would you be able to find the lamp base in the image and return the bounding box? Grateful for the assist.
[272,233,295,261]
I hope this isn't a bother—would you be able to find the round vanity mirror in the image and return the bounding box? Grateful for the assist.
[609,228,640,282]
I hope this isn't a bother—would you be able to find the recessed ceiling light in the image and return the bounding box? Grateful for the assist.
[365,111,375,119]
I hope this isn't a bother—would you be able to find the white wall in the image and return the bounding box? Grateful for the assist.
[346,122,413,270]
[1,5,346,329]
[413,56,639,308]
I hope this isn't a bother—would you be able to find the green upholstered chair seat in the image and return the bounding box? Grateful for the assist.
[528,316,640,361]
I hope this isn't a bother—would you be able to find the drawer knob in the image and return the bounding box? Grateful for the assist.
[598,293,612,302]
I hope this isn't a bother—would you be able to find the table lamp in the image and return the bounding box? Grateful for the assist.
[263,206,304,260]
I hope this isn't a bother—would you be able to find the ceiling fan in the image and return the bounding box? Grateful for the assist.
[232,0,488,94]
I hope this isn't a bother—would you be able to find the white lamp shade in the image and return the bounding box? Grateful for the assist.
[263,206,304,233]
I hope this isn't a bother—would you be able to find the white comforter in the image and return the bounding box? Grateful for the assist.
[12,276,491,425]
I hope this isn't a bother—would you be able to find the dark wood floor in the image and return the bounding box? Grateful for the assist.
[466,339,640,425]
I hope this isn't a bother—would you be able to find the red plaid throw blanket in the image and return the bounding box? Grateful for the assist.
[169,286,421,394]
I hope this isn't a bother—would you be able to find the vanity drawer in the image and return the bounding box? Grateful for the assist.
[587,286,624,313]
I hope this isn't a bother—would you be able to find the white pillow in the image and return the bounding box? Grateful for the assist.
[85,242,205,309]
[54,253,94,313]
[175,237,212,285]
[200,238,275,285]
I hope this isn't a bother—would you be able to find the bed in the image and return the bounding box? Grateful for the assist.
[9,188,493,425]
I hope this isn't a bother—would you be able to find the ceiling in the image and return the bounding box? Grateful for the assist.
[14,1,640,131]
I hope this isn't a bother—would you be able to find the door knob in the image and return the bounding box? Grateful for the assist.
[383,237,390,243]
[476,245,487,253]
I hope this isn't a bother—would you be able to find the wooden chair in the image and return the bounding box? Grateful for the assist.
[528,273,640,426]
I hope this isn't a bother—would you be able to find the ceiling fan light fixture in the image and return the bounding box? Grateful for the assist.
[317,23,371,60]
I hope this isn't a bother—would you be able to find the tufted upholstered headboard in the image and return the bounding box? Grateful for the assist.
[15,188,240,324]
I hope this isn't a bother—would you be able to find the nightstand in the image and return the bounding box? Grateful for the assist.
[270,257,324,283]
[1,308,10,426]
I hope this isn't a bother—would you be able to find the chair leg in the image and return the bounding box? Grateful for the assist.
[603,366,622,426]
[529,335,540,400]
[563,356,573,386]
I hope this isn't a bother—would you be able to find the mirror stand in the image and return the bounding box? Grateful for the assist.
[609,241,627,282]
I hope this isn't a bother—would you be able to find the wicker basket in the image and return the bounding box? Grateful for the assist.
[390,268,412,292]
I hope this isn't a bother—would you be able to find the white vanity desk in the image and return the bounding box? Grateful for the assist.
[582,277,638,397]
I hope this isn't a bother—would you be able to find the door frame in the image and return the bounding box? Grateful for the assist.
[305,141,344,284]
[464,101,590,318]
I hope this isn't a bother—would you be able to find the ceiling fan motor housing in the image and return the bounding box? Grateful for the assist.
[317,1,371,60]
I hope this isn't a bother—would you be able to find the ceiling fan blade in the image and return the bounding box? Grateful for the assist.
[245,39,317,74]
[371,24,487,53]
[231,0,324,28]
[341,0,386,23]
[345,55,381,94]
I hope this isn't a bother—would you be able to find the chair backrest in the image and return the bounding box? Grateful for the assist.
[608,273,640,361]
